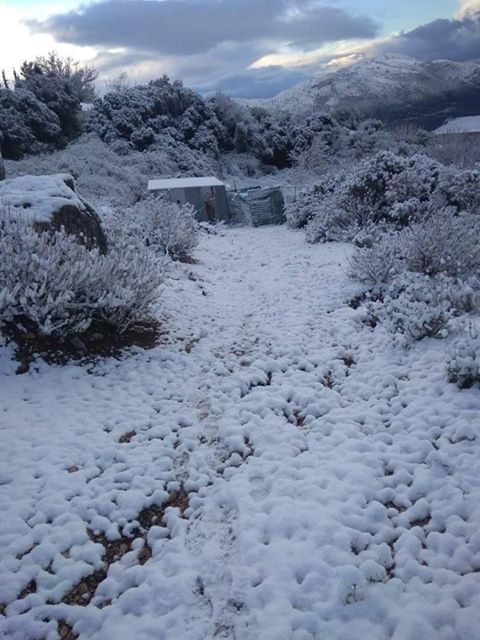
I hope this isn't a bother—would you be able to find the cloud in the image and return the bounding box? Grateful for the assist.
[193,65,309,98]
[377,10,480,62]
[28,0,378,57]
[457,0,480,17]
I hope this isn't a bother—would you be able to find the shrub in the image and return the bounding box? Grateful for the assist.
[129,197,199,262]
[285,174,339,230]
[0,88,61,159]
[446,323,480,388]
[370,274,454,342]
[0,215,164,339]
[347,234,402,285]
[402,210,480,278]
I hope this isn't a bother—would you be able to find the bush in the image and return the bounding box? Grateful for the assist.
[0,88,61,159]
[5,135,219,208]
[294,151,480,245]
[0,215,164,339]
[129,197,199,262]
[347,234,402,285]
[446,323,480,388]
[366,273,453,342]
[402,210,480,278]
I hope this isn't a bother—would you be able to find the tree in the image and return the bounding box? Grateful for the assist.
[16,52,97,144]
[20,52,97,103]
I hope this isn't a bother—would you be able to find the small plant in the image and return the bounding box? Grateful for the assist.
[381,275,453,342]
[0,213,164,366]
[347,234,402,285]
[131,197,199,262]
[360,273,454,342]
[402,210,480,279]
[446,323,480,388]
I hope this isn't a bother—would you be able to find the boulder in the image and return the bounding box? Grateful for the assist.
[0,173,107,252]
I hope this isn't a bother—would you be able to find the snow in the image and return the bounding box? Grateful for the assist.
[434,116,480,135]
[1,226,480,640]
[257,55,480,120]
[0,174,85,223]
[148,177,225,191]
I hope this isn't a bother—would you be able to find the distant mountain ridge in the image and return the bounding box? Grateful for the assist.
[263,55,480,130]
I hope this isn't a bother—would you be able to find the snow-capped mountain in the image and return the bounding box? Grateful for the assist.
[266,55,480,129]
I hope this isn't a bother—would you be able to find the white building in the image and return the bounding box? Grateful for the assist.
[148,177,231,223]
[433,116,480,136]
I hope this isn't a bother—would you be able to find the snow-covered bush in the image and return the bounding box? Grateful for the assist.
[347,234,402,285]
[402,210,480,278]
[305,202,354,243]
[285,174,339,229]
[0,214,164,338]
[446,323,480,388]
[0,88,61,159]
[5,135,217,208]
[373,274,454,342]
[296,150,480,246]
[434,167,480,214]
[293,152,442,244]
[0,54,96,159]
[129,197,199,261]
[88,79,294,168]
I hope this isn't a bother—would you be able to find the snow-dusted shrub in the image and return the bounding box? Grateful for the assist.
[446,323,480,388]
[129,197,199,261]
[402,210,480,278]
[347,235,402,285]
[5,135,218,208]
[434,167,480,214]
[0,214,163,337]
[285,174,339,229]
[0,88,61,159]
[305,202,354,243]
[297,152,443,244]
[372,274,453,341]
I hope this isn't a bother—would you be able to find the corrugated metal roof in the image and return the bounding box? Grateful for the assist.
[434,116,480,135]
[148,177,225,190]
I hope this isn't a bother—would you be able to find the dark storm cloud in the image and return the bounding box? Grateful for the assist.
[28,0,378,57]
[378,11,480,61]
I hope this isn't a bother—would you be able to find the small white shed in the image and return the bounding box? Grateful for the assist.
[433,116,480,136]
[147,176,231,223]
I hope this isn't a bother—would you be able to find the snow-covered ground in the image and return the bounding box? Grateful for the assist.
[1,227,479,640]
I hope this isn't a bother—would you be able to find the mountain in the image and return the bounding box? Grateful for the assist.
[265,55,480,130]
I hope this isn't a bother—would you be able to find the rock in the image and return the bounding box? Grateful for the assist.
[0,173,107,252]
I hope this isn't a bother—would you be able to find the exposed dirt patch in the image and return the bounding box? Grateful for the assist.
[58,621,79,639]
[17,579,37,600]
[341,354,356,368]
[118,431,136,444]
[284,409,306,429]
[60,486,191,608]
[323,371,335,389]
[5,318,161,374]
[410,514,432,529]
[63,568,108,606]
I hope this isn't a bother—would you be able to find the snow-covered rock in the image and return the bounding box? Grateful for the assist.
[0,173,107,251]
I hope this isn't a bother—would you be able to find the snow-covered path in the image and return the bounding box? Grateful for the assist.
[1,227,479,640]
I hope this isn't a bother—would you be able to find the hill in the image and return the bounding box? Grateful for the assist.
[265,54,480,130]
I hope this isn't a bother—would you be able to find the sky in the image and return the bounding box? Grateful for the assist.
[1,0,480,98]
